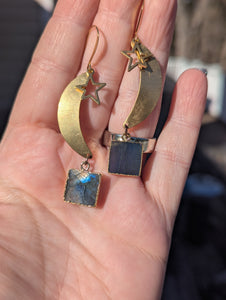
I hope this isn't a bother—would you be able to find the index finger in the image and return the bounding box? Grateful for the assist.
[6,0,100,131]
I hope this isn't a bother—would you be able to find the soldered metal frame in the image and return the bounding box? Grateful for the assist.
[108,139,144,177]
[103,130,156,153]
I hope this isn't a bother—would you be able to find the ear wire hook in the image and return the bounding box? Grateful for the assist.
[87,25,100,72]
[134,0,144,40]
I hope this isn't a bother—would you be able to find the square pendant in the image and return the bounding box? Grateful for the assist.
[108,140,143,176]
[64,169,101,207]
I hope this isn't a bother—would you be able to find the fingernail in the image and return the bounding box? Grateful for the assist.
[198,68,208,76]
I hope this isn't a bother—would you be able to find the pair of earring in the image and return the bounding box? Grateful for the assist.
[58,2,162,207]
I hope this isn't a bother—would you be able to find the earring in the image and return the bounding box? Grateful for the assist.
[103,1,162,177]
[58,25,106,207]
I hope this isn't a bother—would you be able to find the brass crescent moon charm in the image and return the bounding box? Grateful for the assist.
[58,72,92,158]
[121,39,162,129]
[58,69,106,158]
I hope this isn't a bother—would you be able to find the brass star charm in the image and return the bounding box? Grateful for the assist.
[121,41,152,72]
[76,72,106,105]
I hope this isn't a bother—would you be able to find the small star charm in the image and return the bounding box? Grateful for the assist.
[76,71,106,105]
[121,41,152,72]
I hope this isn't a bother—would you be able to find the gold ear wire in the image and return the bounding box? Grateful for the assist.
[134,0,144,39]
[87,25,100,72]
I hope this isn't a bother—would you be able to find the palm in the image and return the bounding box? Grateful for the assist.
[0,0,207,299]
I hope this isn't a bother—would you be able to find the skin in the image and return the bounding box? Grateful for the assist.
[0,0,207,299]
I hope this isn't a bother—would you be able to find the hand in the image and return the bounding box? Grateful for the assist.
[0,0,207,299]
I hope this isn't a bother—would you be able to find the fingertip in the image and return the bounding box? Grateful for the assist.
[164,68,208,133]
[176,68,208,106]
[179,68,208,89]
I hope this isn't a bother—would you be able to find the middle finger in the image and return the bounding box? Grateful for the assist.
[77,0,142,147]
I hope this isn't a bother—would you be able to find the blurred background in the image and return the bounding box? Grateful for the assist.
[0,0,225,299]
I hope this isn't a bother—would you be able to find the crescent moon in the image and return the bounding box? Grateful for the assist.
[123,44,162,129]
[57,72,92,159]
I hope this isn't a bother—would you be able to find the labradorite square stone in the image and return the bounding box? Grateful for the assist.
[64,169,101,207]
[108,141,143,176]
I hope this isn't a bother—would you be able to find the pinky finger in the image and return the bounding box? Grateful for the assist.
[143,69,208,226]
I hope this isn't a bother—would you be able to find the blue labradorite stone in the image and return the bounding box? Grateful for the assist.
[108,141,143,176]
[64,169,101,207]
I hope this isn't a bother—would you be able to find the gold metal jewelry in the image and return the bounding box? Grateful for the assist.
[103,130,156,154]
[58,26,105,159]
[58,25,106,207]
[107,1,162,176]
[121,1,162,129]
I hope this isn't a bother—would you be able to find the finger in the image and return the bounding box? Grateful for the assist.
[143,69,208,225]
[109,0,177,136]
[7,0,100,131]
[72,0,143,144]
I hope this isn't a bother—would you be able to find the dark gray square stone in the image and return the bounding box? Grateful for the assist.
[108,141,143,176]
